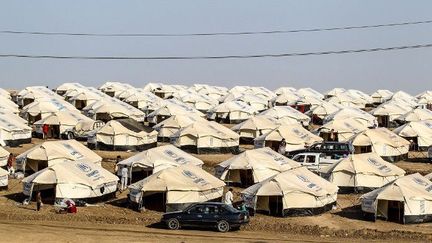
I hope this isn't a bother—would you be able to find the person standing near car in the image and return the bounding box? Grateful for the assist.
[114,155,121,173]
[224,188,234,206]
[6,153,15,175]
[329,129,337,142]
[120,166,128,191]
[42,124,49,140]
[278,139,286,155]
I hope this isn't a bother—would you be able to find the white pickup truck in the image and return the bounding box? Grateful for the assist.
[292,152,342,174]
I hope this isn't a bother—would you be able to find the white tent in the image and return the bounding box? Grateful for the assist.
[325,88,346,98]
[371,89,393,104]
[172,120,240,154]
[117,144,203,183]
[0,115,32,147]
[317,118,368,142]
[69,88,105,110]
[16,139,102,172]
[152,84,186,98]
[123,91,164,113]
[143,82,163,93]
[0,146,10,167]
[85,98,145,123]
[370,102,411,127]
[56,82,86,96]
[241,166,338,216]
[271,91,301,106]
[395,108,432,123]
[207,101,258,124]
[23,160,118,201]
[0,95,19,113]
[345,89,373,105]
[226,93,269,111]
[153,114,207,141]
[88,120,157,151]
[323,107,377,127]
[0,109,28,125]
[191,84,228,100]
[0,167,8,189]
[128,164,225,212]
[99,81,134,97]
[20,97,77,124]
[361,173,432,224]
[350,128,410,162]
[17,86,58,107]
[327,92,367,108]
[173,90,219,112]
[33,111,96,139]
[215,147,300,186]
[231,115,285,143]
[323,152,405,192]
[259,106,311,126]
[247,87,276,100]
[147,99,205,125]
[254,124,323,153]
[393,121,432,150]
[391,91,416,103]
[307,101,342,124]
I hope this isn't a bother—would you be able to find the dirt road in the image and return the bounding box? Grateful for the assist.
[0,220,391,243]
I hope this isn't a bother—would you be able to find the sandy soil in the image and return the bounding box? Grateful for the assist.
[2,139,432,242]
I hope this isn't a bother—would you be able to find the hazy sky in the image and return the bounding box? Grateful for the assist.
[0,0,431,94]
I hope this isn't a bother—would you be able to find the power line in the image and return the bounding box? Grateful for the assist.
[1,20,432,37]
[0,43,431,60]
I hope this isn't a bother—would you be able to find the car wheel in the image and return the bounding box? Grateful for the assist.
[167,218,180,230]
[217,220,230,233]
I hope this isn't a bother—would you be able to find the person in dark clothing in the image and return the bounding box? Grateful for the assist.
[114,155,121,172]
[36,191,42,211]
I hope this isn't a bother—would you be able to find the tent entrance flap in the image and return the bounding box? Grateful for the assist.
[226,169,254,187]
[32,184,56,204]
[75,100,87,110]
[265,141,280,152]
[387,200,404,223]
[377,115,390,127]
[239,169,254,187]
[142,192,166,212]
[378,200,404,223]
[269,196,283,216]
[355,146,372,154]
[130,168,152,183]
[48,125,61,139]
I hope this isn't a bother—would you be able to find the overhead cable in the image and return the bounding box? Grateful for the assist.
[0,43,431,60]
[1,20,432,37]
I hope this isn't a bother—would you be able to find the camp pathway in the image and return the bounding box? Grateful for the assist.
[0,219,379,243]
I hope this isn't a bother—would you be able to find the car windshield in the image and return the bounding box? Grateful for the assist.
[223,204,240,213]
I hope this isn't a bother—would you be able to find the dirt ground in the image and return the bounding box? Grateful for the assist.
[2,138,432,242]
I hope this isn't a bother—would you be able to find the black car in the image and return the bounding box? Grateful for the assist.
[288,141,353,159]
[161,202,250,232]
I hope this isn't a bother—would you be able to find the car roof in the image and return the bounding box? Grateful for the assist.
[317,141,349,145]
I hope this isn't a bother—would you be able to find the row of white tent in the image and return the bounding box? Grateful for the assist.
[0,88,414,160]
[0,132,431,223]
[0,83,430,163]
